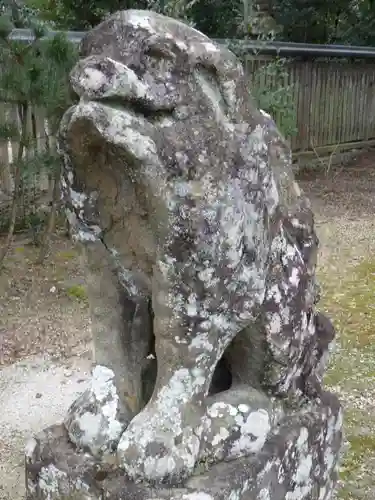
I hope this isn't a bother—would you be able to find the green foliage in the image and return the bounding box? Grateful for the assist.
[0,13,13,37]
[0,9,78,147]
[270,0,375,46]
[270,0,344,44]
[0,206,47,235]
[66,284,87,302]
[27,0,146,30]
[0,120,18,140]
[27,0,244,38]
[0,8,77,248]
[0,19,78,128]
[179,0,244,38]
[334,0,375,46]
[0,0,41,28]
[251,57,297,139]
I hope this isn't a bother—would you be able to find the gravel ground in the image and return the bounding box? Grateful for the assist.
[0,151,375,499]
[0,354,92,500]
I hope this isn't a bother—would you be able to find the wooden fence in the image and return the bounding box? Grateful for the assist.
[246,57,375,153]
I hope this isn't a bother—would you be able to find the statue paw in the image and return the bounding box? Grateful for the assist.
[199,386,284,465]
[117,404,202,482]
[64,365,131,458]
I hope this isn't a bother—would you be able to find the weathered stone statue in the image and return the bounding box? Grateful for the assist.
[25,9,342,500]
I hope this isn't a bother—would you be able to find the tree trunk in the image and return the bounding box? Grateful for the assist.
[0,102,28,270]
[36,162,60,264]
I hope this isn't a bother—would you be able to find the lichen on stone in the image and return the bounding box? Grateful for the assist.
[64,365,126,458]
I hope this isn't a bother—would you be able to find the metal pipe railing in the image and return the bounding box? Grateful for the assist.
[7,28,375,59]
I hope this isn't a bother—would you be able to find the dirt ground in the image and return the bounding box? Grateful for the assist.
[1,151,375,499]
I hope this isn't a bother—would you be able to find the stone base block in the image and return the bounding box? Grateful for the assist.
[25,391,342,500]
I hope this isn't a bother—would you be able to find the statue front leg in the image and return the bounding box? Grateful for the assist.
[64,240,152,458]
[117,255,260,483]
[84,241,152,414]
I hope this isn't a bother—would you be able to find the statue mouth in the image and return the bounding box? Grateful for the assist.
[69,54,179,121]
[62,98,159,175]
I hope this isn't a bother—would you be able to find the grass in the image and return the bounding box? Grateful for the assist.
[319,257,375,499]
[55,249,79,261]
[65,284,87,302]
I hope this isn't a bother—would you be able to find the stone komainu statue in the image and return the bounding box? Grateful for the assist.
[25,9,342,500]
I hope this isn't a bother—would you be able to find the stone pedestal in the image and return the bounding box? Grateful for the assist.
[26,391,342,500]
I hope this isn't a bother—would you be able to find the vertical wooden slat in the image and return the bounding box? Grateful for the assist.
[348,68,355,141]
[293,61,304,151]
[286,59,296,146]
[337,66,345,144]
[320,62,330,146]
[364,71,372,140]
[324,62,334,145]
[346,68,354,142]
[307,61,315,150]
[345,68,353,143]
[370,65,375,139]
[315,64,324,147]
[307,62,315,148]
[353,67,361,141]
[354,66,362,140]
[358,68,369,140]
[365,67,375,140]
[327,62,335,145]
[336,64,344,145]
[344,67,352,143]
[316,63,323,146]
[298,61,311,151]
[344,66,351,142]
